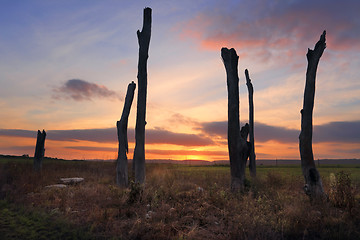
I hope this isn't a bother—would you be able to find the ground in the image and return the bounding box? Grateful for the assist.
[1,156,360,239]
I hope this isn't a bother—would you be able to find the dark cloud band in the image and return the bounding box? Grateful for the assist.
[198,120,360,144]
[0,121,359,147]
[0,128,214,146]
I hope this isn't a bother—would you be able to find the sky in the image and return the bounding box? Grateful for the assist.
[0,0,359,161]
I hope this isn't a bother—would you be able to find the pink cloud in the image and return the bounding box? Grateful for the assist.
[179,0,360,56]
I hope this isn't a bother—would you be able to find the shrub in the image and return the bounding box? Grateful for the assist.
[329,171,355,212]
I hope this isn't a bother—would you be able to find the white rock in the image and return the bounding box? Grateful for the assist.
[146,211,154,219]
[60,177,84,184]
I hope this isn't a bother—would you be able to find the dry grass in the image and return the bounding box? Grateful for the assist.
[1,159,360,239]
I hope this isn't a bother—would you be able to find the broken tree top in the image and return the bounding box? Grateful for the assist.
[307,30,326,60]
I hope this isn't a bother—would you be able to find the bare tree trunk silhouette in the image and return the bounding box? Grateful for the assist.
[34,130,46,172]
[299,30,326,201]
[133,8,151,184]
[245,69,256,177]
[221,48,248,192]
[116,81,136,187]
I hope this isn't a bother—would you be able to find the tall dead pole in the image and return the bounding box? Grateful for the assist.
[299,30,326,200]
[221,48,248,192]
[116,81,136,187]
[133,7,151,184]
[33,129,46,171]
[245,69,256,177]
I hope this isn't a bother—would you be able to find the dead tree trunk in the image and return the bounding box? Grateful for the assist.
[116,81,136,187]
[299,30,326,200]
[34,130,46,171]
[245,69,256,177]
[133,7,151,184]
[221,48,248,192]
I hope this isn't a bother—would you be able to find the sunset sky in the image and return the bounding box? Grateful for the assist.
[0,0,359,161]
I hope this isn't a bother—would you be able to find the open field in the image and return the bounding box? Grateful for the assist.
[1,155,360,239]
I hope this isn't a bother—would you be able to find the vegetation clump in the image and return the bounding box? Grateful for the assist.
[329,171,356,213]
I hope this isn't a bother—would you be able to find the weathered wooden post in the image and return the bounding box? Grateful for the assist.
[299,30,326,200]
[116,81,136,187]
[34,129,46,171]
[221,47,248,192]
[245,69,256,177]
[133,7,151,184]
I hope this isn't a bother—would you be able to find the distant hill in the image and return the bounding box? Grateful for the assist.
[1,154,359,165]
[137,158,360,165]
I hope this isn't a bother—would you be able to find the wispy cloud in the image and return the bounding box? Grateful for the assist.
[53,79,120,101]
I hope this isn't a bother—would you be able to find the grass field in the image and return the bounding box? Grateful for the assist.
[1,155,360,239]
